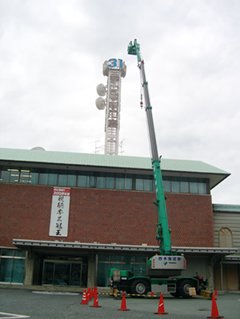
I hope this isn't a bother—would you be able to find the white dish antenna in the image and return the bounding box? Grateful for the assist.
[96,83,106,96]
[95,97,106,110]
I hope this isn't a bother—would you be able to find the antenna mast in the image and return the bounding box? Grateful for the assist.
[96,58,127,155]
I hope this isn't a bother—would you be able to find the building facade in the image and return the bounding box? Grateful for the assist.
[213,204,240,291]
[0,148,238,290]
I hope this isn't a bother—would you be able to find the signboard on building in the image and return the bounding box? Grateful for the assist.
[49,187,71,237]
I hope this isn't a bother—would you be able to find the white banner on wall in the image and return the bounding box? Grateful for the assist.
[49,187,71,237]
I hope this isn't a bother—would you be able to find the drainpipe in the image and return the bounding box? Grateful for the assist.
[220,256,223,290]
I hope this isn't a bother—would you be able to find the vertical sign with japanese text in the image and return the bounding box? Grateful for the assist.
[49,187,71,237]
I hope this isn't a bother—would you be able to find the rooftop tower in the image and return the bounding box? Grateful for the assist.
[96,58,126,155]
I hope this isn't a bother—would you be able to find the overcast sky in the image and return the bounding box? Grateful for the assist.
[0,0,240,205]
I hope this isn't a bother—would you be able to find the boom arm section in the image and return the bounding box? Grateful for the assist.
[128,39,173,256]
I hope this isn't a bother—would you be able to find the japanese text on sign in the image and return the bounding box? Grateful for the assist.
[49,187,71,237]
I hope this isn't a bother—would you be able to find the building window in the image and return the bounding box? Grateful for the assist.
[9,169,19,183]
[163,179,171,192]
[97,172,105,189]
[39,172,48,185]
[58,171,68,186]
[19,170,31,184]
[77,173,88,187]
[172,179,180,193]
[0,249,26,284]
[57,170,78,187]
[97,173,115,189]
[180,179,189,193]
[135,175,144,191]
[77,172,96,188]
[67,172,77,187]
[144,178,153,191]
[106,174,115,189]
[0,165,208,195]
[125,175,133,190]
[190,180,198,194]
[0,168,10,183]
[115,174,124,189]
[163,176,207,195]
[19,169,39,185]
[198,182,207,194]
[48,172,57,185]
[116,174,134,190]
[219,228,233,248]
[135,175,153,191]
[85,173,96,188]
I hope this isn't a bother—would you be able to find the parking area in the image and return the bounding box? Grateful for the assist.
[0,288,239,319]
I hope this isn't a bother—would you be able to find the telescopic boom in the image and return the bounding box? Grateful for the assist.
[128,39,173,256]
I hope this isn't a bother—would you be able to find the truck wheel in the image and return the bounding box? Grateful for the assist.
[131,279,150,295]
[178,280,194,298]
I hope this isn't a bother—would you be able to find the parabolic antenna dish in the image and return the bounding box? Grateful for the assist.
[95,97,106,110]
[96,83,106,96]
[31,146,45,151]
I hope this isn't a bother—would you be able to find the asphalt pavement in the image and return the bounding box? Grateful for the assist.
[0,288,239,319]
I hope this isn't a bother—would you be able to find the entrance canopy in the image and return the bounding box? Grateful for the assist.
[13,238,238,257]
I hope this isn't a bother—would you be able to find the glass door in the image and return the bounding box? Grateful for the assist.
[70,263,82,286]
[42,261,82,287]
[42,261,54,285]
[54,263,70,286]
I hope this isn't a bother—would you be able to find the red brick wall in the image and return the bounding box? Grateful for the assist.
[0,184,214,247]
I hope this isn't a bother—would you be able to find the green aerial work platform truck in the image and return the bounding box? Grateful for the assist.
[108,40,208,298]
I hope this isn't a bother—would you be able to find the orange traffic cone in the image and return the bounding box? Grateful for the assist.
[87,288,91,302]
[154,293,168,315]
[91,287,94,300]
[214,287,218,296]
[90,292,102,308]
[80,289,88,305]
[94,286,98,296]
[118,292,130,311]
[207,294,224,318]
